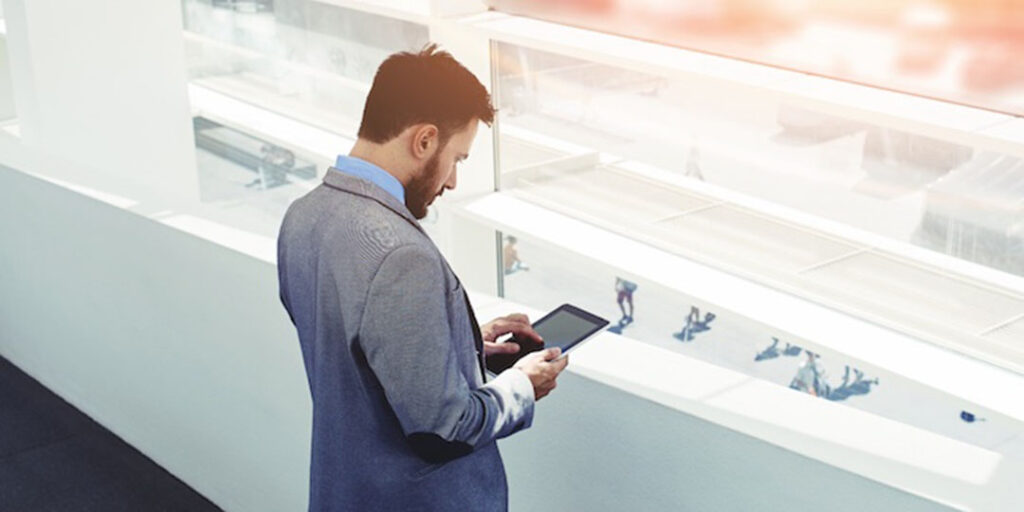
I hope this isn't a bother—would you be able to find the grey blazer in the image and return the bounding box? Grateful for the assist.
[277,170,535,512]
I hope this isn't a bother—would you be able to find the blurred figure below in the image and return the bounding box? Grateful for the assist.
[673,305,716,342]
[614,277,637,326]
[503,236,530,275]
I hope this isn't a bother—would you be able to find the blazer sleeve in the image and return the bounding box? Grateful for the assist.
[357,244,535,463]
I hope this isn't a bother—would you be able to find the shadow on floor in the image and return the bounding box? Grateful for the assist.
[0,355,222,511]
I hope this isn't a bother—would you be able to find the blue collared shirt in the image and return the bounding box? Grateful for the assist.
[333,155,405,204]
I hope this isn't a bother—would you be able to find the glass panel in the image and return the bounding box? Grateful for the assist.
[496,43,1024,278]
[180,1,431,238]
[192,116,325,237]
[488,0,1024,116]
[181,0,429,136]
[494,42,1024,372]
[914,153,1024,276]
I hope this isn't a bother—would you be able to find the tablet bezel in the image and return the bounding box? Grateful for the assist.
[532,303,609,357]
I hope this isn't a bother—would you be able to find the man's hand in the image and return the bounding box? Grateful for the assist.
[514,347,568,401]
[480,313,543,357]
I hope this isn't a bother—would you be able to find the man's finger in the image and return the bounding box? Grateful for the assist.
[553,354,569,371]
[488,315,530,328]
[504,323,543,343]
[487,319,524,333]
[496,342,521,354]
[488,320,543,343]
[544,347,562,361]
[504,313,530,324]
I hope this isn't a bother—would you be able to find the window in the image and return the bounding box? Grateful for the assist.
[495,43,1024,280]
[182,0,429,136]
[482,39,1024,452]
[180,0,431,238]
[487,0,1024,116]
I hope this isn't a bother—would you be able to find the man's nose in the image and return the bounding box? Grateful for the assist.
[445,171,457,190]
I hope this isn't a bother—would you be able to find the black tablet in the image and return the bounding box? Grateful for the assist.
[485,304,609,374]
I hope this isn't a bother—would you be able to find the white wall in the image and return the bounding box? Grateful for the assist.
[500,371,953,512]
[0,163,968,511]
[0,164,311,512]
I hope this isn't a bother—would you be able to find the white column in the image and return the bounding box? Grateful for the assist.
[1,0,198,200]
[429,17,501,294]
[0,33,14,121]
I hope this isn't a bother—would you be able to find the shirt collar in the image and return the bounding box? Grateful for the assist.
[333,155,405,204]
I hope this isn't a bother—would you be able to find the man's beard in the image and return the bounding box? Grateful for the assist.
[405,151,441,220]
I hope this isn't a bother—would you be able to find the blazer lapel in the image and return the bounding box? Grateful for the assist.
[461,289,488,383]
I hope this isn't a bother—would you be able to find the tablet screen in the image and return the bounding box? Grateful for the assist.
[485,304,608,374]
[534,308,606,353]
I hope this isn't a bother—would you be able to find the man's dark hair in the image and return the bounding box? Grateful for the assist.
[357,44,495,145]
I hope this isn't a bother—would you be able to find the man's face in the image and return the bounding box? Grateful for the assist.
[405,120,478,219]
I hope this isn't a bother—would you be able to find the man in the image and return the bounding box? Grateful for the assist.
[502,235,529,275]
[790,351,828,398]
[614,277,636,326]
[277,44,569,511]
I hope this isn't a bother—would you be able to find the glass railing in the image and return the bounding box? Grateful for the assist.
[178,0,433,239]
[181,0,429,136]
[492,41,1024,374]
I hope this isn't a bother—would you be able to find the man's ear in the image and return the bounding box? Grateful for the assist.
[410,124,439,159]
